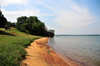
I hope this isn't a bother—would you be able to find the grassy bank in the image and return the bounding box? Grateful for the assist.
[0,27,41,66]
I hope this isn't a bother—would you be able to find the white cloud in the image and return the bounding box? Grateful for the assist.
[0,0,29,6]
[36,0,98,34]
[54,10,96,28]
[2,8,54,22]
[53,1,96,29]
[36,0,96,29]
[42,13,54,16]
[2,9,40,22]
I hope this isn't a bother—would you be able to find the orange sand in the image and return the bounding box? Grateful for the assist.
[21,37,78,66]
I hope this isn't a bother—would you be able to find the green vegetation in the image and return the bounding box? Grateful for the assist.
[16,16,55,37]
[5,21,16,30]
[0,9,54,37]
[0,6,54,66]
[0,28,41,66]
[0,10,7,28]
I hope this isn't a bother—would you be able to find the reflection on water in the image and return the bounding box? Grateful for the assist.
[48,36,100,66]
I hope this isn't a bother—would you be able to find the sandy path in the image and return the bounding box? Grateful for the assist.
[21,37,78,66]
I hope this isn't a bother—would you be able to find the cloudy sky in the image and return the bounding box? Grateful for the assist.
[0,0,100,34]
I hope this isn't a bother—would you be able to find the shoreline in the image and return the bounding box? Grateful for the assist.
[47,38,78,66]
[47,44,78,66]
[21,37,78,66]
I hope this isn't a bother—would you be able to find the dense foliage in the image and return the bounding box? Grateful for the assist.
[6,21,16,27]
[0,10,7,28]
[16,16,54,37]
[5,21,16,30]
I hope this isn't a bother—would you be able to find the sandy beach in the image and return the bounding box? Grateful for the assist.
[21,37,78,66]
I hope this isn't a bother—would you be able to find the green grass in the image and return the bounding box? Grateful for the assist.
[0,27,42,66]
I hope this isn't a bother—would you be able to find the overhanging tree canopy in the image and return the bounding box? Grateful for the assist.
[0,10,7,28]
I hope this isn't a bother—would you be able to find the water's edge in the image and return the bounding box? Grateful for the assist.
[47,38,78,66]
[48,36,100,66]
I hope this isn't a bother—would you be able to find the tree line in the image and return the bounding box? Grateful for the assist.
[0,10,7,28]
[0,10,54,37]
[16,16,54,37]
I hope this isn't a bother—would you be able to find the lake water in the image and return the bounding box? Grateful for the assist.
[48,36,100,66]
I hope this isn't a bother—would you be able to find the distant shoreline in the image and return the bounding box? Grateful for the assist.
[55,34,100,36]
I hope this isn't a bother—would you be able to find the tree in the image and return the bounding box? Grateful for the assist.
[5,21,16,27]
[19,23,28,32]
[11,23,16,27]
[32,21,45,35]
[16,16,55,37]
[16,16,27,29]
[49,30,54,34]
[26,16,38,29]
[0,10,7,28]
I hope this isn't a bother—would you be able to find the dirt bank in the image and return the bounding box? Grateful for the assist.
[21,37,78,66]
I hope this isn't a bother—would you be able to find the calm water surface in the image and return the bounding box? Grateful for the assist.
[48,36,100,66]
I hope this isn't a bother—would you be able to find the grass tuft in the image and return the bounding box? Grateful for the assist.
[0,28,41,66]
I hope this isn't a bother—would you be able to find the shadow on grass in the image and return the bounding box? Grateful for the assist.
[0,30,16,36]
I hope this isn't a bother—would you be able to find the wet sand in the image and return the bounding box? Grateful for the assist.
[21,37,78,66]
